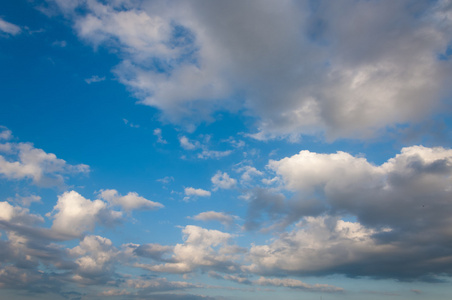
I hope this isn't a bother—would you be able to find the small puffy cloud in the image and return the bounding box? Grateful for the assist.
[236,166,263,182]
[184,187,211,197]
[48,191,122,237]
[154,128,167,144]
[0,127,12,140]
[197,149,232,159]
[211,171,236,191]
[157,176,174,184]
[0,137,89,187]
[99,189,164,211]
[0,17,21,36]
[133,243,173,261]
[85,75,106,84]
[254,276,344,293]
[190,211,237,227]
[179,136,199,150]
[123,118,140,128]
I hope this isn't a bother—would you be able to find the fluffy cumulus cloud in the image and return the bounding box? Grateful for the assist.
[211,171,236,191]
[68,235,119,284]
[0,133,89,187]
[49,0,452,139]
[48,191,122,237]
[184,187,211,197]
[137,225,239,274]
[246,145,452,280]
[99,189,164,211]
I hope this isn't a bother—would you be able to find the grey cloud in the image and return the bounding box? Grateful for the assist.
[51,0,452,140]
[244,146,452,280]
[133,243,173,261]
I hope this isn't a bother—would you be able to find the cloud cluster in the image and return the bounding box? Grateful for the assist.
[0,137,89,187]
[242,145,452,280]
[50,0,452,139]
[137,225,239,274]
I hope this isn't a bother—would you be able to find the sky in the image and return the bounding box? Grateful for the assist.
[1,0,452,299]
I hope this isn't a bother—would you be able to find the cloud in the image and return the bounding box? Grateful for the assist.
[179,136,199,150]
[126,277,197,292]
[236,166,263,183]
[48,191,122,237]
[0,127,12,140]
[190,211,238,227]
[137,225,238,274]
[254,276,344,293]
[0,138,89,187]
[84,75,105,84]
[211,171,236,191]
[51,0,452,140]
[245,216,392,277]
[154,128,167,144]
[0,17,21,36]
[243,145,452,280]
[0,201,43,225]
[123,118,140,128]
[7,194,42,207]
[184,187,211,197]
[133,243,173,261]
[197,149,232,160]
[99,189,164,211]
[68,235,119,284]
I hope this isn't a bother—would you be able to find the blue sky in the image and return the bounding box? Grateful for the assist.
[1,0,452,299]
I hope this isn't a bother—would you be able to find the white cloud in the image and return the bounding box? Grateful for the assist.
[0,201,43,225]
[211,171,236,191]
[154,128,167,144]
[0,140,89,187]
[197,149,232,160]
[236,166,263,182]
[51,1,452,140]
[123,118,140,128]
[0,127,12,140]
[85,75,105,84]
[179,136,199,150]
[138,225,237,274]
[191,211,237,227]
[99,189,164,211]
[48,191,122,237]
[184,187,211,197]
[0,17,21,36]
